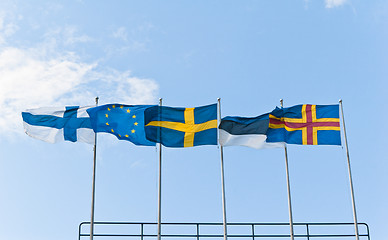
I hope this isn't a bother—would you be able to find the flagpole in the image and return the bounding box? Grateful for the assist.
[280,99,295,240]
[218,98,228,240]
[157,98,163,240]
[90,96,99,240]
[339,99,359,240]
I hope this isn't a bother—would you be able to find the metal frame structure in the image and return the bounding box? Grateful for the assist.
[83,99,364,240]
[79,222,370,240]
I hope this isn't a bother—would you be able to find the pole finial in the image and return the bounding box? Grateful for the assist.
[339,99,342,103]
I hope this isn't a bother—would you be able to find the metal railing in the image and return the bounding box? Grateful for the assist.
[79,222,370,239]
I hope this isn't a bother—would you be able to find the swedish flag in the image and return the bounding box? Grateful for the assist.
[144,104,218,147]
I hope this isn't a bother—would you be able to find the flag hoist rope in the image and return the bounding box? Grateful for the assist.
[339,99,359,240]
[90,97,99,240]
[157,98,163,240]
[218,98,228,240]
[280,99,295,240]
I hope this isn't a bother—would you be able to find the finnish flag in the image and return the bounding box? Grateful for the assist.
[22,106,95,144]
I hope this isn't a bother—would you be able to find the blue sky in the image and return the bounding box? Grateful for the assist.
[0,0,387,239]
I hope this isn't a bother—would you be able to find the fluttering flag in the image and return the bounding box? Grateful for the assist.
[22,106,95,144]
[219,113,284,149]
[87,104,156,146]
[144,104,218,147]
[267,104,341,145]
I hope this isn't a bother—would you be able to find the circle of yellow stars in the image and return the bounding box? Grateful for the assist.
[104,104,139,139]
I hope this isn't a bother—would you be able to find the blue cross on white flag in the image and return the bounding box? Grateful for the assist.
[22,106,95,144]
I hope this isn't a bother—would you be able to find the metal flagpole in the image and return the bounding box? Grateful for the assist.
[280,99,295,240]
[339,99,360,240]
[157,98,163,240]
[90,96,99,240]
[217,98,228,240]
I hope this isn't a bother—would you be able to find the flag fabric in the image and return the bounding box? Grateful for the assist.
[22,106,95,144]
[219,113,284,149]
[144,104,218,147]
[87,104,156,146]
[267,104,341,145]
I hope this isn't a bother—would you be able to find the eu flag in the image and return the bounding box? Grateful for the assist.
[144,104,218,148]
[87,104,156,146]
[267,104,341,145]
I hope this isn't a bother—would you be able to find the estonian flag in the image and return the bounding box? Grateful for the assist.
[219,113,284,149]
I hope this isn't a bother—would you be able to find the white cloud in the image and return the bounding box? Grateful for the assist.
[325,0,347,8]
[0,11,19,45]
[43,26,93,47]
[0,47,94,106]
[93,72,159,105]
[0,46,159,137]
[0,11,159,138]
[107,24,153,55]
[304,0,309,10]
[112,27,128,41]
[63,26,93,45]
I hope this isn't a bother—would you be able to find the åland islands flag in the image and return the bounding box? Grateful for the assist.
[87,104,156,146]
[144,104,218,148]
[267,104,341,145]
[22,106,95,144]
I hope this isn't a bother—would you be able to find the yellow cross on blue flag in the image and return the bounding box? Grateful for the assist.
[144,104,218,147]
[87,104,156,146]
